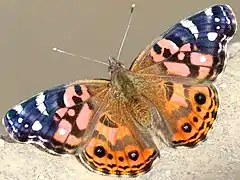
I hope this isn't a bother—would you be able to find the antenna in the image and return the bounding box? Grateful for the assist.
[53,47,109,66]
[53,4,136,66]
[116,4,136,60]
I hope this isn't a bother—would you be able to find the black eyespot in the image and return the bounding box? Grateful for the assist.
[194,93,206,105]
[118,156,124,162]
[153,43,162,54]
[107,153,113,160]
[128,150,139,161]
[94,146,106,158]
[193,117,198,122]
[182,123,192,133]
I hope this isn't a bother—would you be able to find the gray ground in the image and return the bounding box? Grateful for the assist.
[0,1,240,180]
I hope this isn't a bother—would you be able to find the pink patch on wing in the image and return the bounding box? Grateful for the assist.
[170,93,188,108]
[80,85,91,101]
[108,128,118,144]
[192,86,208,92]
[66,134,81,146]
[190,53,213,66]
[68,109,75,116]
[53,120,72,143]
[63,85,91,107]
[56,108,68,118]
[178,52,185,60]
[180,43,191,51]
[76,103,94,130]
[64,86,76,107]
[164,62,190,76]
[150,39,179,62]
[198,67,211,79]
[53,115,59,121]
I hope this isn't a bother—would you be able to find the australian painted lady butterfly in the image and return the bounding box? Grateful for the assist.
[3,4,237,177]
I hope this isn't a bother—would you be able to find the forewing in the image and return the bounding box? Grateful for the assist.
[3,79,110,154]
[130,5,237,82]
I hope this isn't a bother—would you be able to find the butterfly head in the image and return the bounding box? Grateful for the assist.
[108,56,125,74]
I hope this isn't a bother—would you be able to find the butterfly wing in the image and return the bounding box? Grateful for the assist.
[130,4,237,82]
[2,79,110,154]
[130,5,236,147]
[77,94,159,176]
[140,78,219,147]
[3,79,159,176]
[167,84,219,146]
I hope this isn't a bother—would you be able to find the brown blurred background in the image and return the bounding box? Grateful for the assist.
[0,0,239,134]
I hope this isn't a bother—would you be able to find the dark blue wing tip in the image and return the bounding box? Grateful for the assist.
[210,4,237,34]
[2,85,67,144]
[3,105,52,143]
[3,108,17,131]
[2,106,27,142]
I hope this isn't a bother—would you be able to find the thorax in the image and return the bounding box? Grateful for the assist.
[110,67,139,100]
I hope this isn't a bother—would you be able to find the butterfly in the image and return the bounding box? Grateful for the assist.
[2,4,237,177]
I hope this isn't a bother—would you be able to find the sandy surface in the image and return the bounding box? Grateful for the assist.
[1,1,240,180]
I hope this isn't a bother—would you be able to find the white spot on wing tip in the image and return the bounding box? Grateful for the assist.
[226,17,231,25]
[38,136,49,143]
[205,8,213,16]
[214,17,220,22]
[18,117,23,123]
[9,120,13,125]
[180,20,192,27]
[12,126,18,133]
[36,92,49,116]
[8,120,13,126]
[38,104,48,116]
[181,20,199,39]
[13,104,23,114]
[36,92,45,105]
[207,32,218,41]
[32,121,43,131]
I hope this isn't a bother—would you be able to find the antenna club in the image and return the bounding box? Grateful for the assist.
[131,4,136,13]
[53,47,58,51]
[117,3,136,60]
